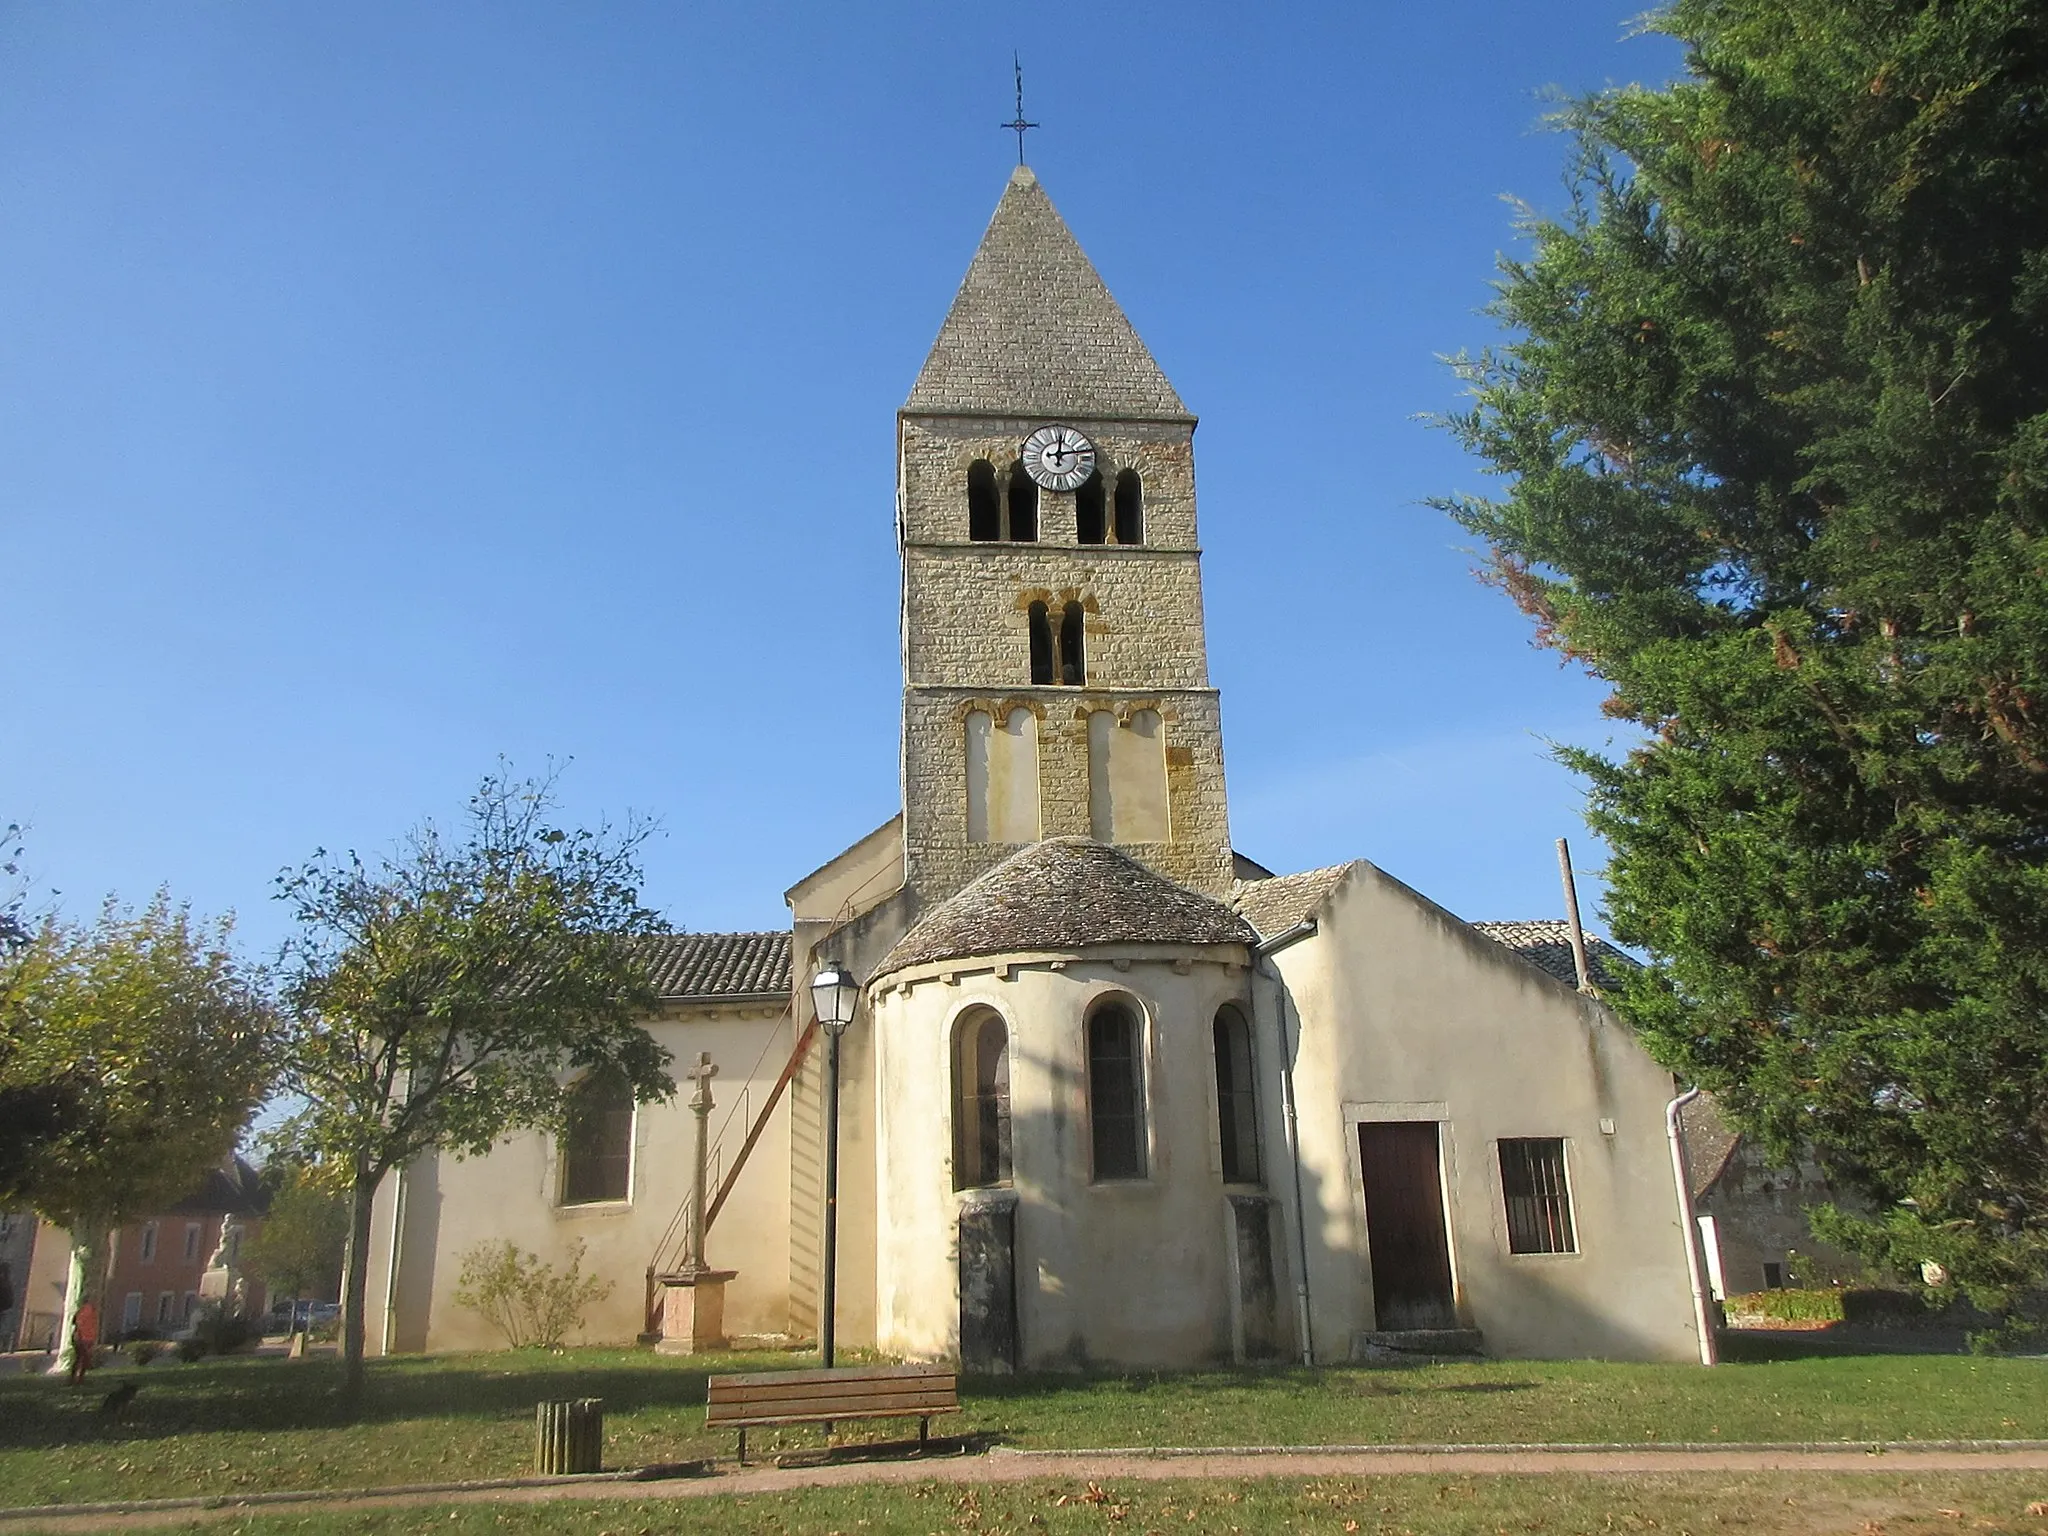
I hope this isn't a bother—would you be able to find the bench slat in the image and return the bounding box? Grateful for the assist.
[709,1403,959,1429]
[710,1378,958,1405]
[710,1394,958,1420]
[708,1376,954,1400]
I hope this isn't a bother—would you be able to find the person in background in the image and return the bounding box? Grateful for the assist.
[68,1297,98,1384]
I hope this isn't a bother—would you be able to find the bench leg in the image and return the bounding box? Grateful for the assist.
[737,1428,746,1465]
[919,1417,929,1452]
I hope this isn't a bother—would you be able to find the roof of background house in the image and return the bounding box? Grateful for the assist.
[639,931,791,1002]
[904,166,1190,421]
[878,837,1256,977]
[167,1155,269,1218]
[1471,920,1639,991]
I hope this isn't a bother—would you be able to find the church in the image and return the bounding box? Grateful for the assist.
[365,166,1711,1368]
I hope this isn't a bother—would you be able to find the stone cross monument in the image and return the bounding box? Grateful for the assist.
[654,1051,737,1354]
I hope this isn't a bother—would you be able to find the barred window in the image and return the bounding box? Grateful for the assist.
[561,1068,635,1205]
[1087,1001,1147,1180]
[1499,1138,1575,1253]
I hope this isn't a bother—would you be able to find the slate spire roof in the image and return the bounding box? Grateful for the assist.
[904,166,1191,421]
[877,837,1255,978]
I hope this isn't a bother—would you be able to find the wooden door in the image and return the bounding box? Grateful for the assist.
[1357,1120,1457,1330]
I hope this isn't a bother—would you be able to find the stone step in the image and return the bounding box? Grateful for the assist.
[1350,1328,1485,1360]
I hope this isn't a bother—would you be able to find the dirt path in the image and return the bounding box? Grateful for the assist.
[11,1445,2048,1532]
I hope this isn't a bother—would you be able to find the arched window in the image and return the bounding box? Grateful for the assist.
[953,1009,1013,1189]
[1213,1005,1261,1185]
[1028,602,1054,684]
[968,460,999,541]
[1059,601,1086,685]
[560,1067,634,1205]
[1075,471,1107,544]
[1006,461,1038,542]
[1114,469,1144,545]
[1087,1000,1147,1180]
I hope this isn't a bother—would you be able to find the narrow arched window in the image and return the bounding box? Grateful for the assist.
[1114,469,1144,545]
[968,460,999,541]
[953,1009,1013,1189]
[1213,1005,1261,1185]
[1087,1000,1147,1180]
[1059,601,1086,685]
[1075,471,1107,544]
[1006,461,1038,542]
[1028,602,1054,684]
[561,1067,634,1204]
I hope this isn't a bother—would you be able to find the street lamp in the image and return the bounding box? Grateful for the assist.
[810,962,861,1369]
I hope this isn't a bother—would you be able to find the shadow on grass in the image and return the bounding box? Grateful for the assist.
[963,1360,1535,1405]
[1717,1327,1972,1363]
[0,1351,795,1451]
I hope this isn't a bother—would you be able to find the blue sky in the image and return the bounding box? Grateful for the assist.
[0,2,1684,958]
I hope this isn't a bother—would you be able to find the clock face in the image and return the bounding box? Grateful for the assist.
[1021,424,1098,492]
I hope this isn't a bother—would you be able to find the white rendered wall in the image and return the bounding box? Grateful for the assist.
[365,1005,797,1353]
[871,945,1261,1370]
[1270,865,1703,1363]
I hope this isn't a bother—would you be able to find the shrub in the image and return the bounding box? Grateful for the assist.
[453,1239,613,1349]
[1726,1288,1844,1323]
[182,1304,259,1358]
[128,1339,166,1366]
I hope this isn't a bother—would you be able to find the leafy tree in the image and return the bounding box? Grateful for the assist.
[1441,0,2048,1302]
[274,769,672,1407]
[0,895,277,1370]
[0,823,68,1200]
[243,1164,349,1309]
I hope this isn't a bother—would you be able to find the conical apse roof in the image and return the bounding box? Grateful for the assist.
[904,167,1190,421]
[876,837,1254,978]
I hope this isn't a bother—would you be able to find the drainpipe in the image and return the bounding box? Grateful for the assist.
[1257,919,1318,1367]
[381,1161,407,1357]
[1665,1086,1718,1366]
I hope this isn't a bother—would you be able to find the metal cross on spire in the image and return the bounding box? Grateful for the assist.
[1000,53,1038,165]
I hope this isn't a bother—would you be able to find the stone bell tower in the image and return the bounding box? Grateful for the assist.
[897,165,1233,903]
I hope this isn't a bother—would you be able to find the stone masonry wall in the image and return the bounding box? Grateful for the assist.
[899,413,1233,904]
[899,418,1197,550]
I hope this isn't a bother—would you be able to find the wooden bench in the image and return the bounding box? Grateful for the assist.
[705,1364,959,1463]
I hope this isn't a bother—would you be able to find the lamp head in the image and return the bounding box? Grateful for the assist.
[810,962,861,1037]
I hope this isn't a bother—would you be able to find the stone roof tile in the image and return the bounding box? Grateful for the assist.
[878,837,1254,976]
[638,931,791,1001]
[904,167,1190,421]
[1231,863,1357,937]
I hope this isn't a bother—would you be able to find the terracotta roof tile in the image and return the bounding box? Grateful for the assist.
[638,931,790,1001]
[1471,920,1638,991]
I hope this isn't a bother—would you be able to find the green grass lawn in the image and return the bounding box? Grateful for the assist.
[49,1474,2048,1536]
[0,1347,2044,1509]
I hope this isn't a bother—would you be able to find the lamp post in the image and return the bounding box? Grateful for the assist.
[810,961,861,1369]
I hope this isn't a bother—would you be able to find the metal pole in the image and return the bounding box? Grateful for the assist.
[821,1028,842,1369]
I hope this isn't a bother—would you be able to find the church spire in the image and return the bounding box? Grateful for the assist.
[903,169,1191,422]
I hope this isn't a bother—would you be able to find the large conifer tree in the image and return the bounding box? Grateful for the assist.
[1443,0,2048,1296]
